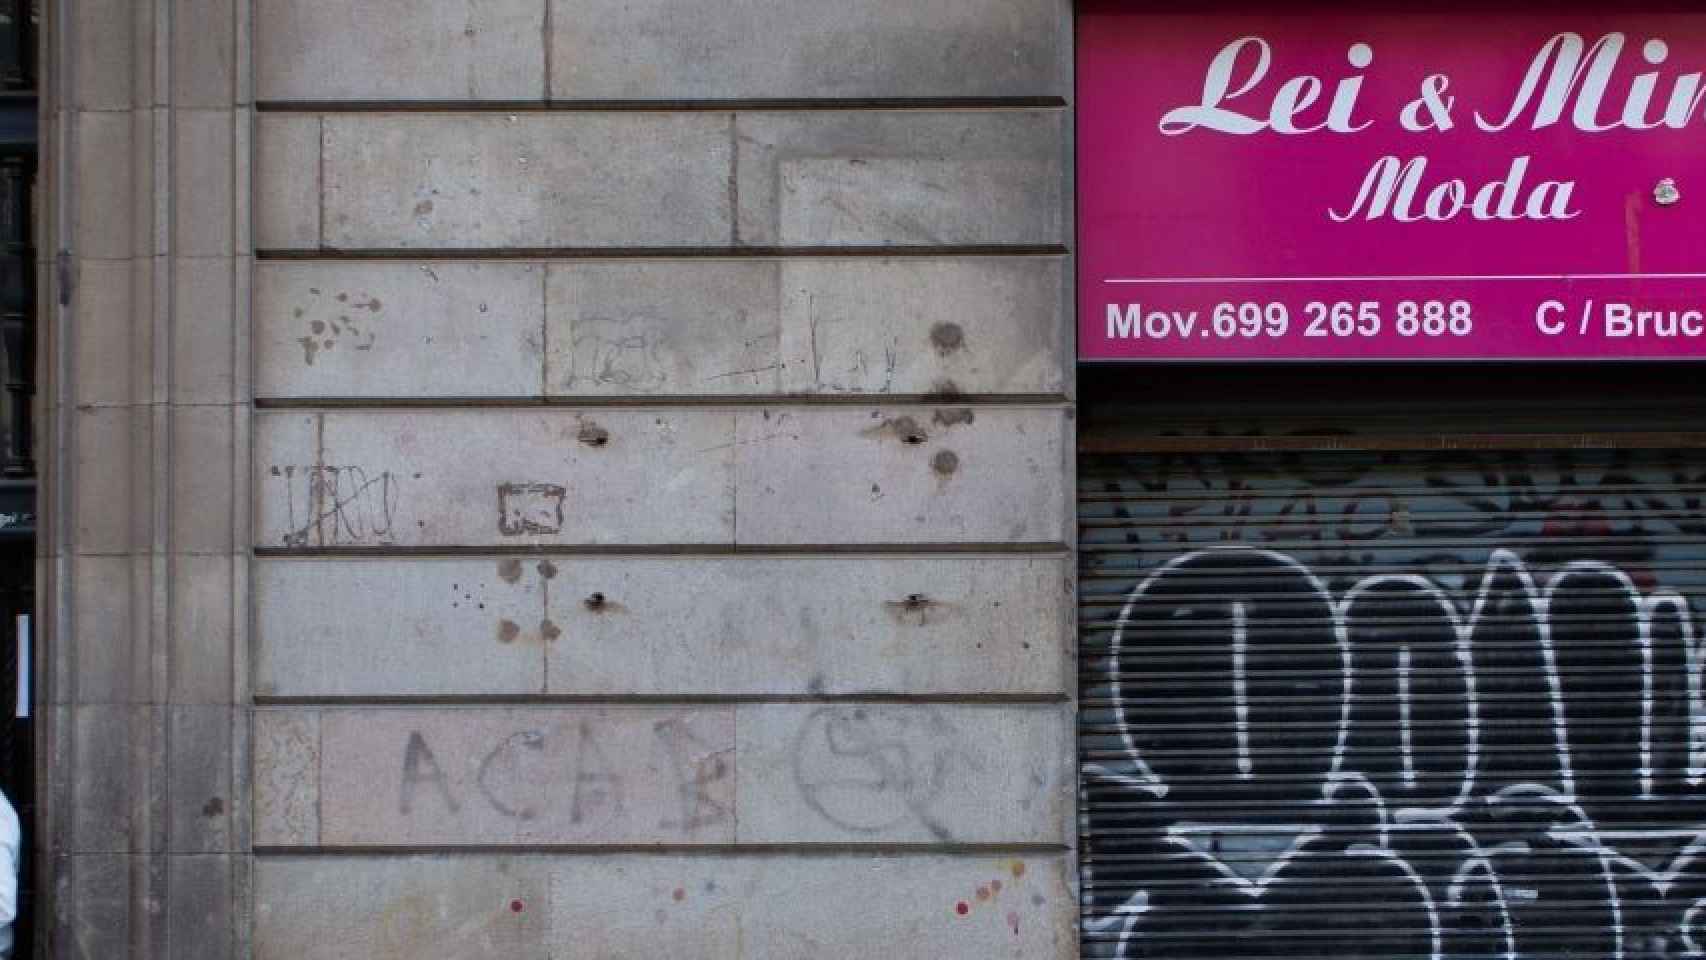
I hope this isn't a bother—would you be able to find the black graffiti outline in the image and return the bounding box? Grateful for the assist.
[1086,545,1706,960]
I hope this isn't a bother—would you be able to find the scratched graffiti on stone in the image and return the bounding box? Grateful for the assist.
[654,716,734,832]
[394,714,732,837]
[1081,545,1706,959]
[563,330,669,393]
[272,464,401,547]
[496,482,566,537]
[791,706,977,841]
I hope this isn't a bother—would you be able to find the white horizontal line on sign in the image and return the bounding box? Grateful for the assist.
[1104,273,1706,284]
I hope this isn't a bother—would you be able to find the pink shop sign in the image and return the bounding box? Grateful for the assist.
[1078,6,1706,361]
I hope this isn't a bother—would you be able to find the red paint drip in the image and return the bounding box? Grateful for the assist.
[955,901,970,916]
[509,899,525,914]
[672,888,686,902]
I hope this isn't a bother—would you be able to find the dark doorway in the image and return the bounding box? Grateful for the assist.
[0,1,38,955]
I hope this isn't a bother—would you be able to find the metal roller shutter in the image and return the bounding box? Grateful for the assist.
[1079,447,1706,960]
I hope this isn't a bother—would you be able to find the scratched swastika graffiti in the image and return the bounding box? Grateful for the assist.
[1079,451,1706,959]
[791,706,974,841]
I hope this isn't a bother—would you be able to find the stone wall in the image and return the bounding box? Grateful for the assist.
[46,1,1076,956]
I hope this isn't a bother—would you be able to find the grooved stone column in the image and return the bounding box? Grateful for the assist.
[39,0,251,956]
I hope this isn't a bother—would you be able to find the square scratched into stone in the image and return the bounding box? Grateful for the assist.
[496,483,566,536]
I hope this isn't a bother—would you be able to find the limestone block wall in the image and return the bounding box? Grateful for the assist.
[48,1,1077,956]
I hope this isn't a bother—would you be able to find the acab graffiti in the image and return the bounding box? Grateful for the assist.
[394,714,733,838]
[1084,546,1706,959]
[380,707,979,843]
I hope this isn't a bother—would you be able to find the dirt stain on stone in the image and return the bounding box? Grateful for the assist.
[885,593,939,625]
[929,322,964,354]
[498,619,521,644]
[862,415,928,445]
[577,421,610,446]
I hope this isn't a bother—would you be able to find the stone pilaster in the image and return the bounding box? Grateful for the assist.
[38,0,250,956]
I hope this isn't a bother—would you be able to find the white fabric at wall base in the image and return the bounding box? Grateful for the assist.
[0,786,19,957]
